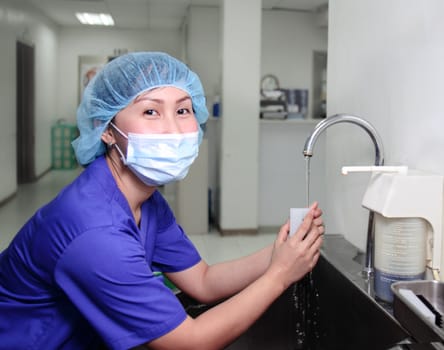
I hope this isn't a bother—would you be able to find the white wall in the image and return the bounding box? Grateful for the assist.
[326,0,444,251]
[219,0,261,231]
[185,7,221,219]
[0,17,17,202]
[34,23,59,175]
[259,120,326,227]
[186,6,220,110]
[0,0,59,201]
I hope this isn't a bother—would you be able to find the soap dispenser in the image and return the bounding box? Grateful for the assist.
[343,166,444,303]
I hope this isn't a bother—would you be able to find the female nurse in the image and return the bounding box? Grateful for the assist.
[0,52,324,350]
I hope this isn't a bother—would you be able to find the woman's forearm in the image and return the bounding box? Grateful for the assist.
[199,243,274,302]
[148,267,286,350]
[167,243,274,304]
[191,268,285,349]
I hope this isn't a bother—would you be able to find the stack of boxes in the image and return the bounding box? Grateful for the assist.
[51,122,79,169]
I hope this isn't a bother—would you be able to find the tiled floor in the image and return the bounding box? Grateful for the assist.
[0,168,276,264]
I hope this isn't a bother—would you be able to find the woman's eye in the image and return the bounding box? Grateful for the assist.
[144,109,158,116]
[177,108,191,115]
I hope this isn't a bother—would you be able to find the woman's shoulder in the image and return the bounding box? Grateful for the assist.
[43,160,123,232]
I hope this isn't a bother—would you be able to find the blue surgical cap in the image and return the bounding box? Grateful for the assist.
[72,51,209,166]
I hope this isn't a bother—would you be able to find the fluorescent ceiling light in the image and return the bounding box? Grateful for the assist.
[76,12,115,26]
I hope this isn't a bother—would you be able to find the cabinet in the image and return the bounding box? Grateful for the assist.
[175,139,209,234]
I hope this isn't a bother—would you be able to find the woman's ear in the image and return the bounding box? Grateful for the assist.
[101,126,116,146]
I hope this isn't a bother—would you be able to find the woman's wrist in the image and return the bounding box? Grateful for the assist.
[262,264,289,295]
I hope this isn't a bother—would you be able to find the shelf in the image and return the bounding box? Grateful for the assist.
[208,116,323,125]
[260,118,322,125]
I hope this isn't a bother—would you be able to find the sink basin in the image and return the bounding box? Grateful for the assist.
[313,255,408,350]
[179,235,411,350]
[392,280,444,344]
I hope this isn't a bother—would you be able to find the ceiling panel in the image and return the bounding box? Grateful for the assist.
[148,0,189,30]
[27,0,109,26]
[107,0,150,29]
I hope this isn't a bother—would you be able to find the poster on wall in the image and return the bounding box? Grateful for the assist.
[78,55,109,103]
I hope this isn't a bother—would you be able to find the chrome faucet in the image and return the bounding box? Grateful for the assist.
[303,114,385,278]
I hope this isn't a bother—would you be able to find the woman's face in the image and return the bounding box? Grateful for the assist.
[113,86,198,135]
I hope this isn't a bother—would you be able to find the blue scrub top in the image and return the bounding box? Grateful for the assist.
[0,156,201,349]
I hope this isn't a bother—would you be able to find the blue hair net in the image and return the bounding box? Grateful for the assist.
[72,51,209,166]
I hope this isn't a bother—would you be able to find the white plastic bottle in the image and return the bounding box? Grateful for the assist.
[374,213,427,302]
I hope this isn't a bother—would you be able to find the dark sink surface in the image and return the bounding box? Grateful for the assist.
[179,235,412,350]
[313,255,408,350]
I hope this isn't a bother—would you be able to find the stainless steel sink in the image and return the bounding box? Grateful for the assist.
[392,280,444,344]
[179,235,411,350]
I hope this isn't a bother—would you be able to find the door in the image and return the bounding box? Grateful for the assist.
[312,51,327,119]
[16,41,36,184]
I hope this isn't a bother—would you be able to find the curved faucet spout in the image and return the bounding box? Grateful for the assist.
[303,114,385,166]
[303,114,385,279]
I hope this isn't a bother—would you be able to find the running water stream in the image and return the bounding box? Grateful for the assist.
[305,156,310,208]
[292,156,322,349]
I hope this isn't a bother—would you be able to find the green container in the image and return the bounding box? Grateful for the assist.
[51,123,79,169]
[153,272,179,292]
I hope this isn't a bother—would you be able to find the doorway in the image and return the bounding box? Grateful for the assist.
[16,41,36,184]
[312,51,327,119]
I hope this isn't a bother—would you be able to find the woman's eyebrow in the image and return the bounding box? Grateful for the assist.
[135,95,162,103]
[176,95,192,103]
[135,95,191,104]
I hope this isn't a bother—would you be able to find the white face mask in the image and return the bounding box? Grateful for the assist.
[110,122,199,186]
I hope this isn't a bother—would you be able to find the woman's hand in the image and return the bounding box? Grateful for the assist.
[267,202,324,290]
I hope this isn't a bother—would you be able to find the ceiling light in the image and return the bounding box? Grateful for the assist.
[76,12,115,26]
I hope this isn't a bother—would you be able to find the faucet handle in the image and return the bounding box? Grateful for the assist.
[341,165,408,175]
